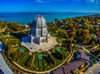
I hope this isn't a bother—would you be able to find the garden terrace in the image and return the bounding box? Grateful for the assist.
[4,36,71,72]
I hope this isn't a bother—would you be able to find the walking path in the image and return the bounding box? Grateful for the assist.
[77,43,100,61]
[77,43,90,53]
[0,41,13,74]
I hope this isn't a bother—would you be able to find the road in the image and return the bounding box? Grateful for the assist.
[0,41,13,74]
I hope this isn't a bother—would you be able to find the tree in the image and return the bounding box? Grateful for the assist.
[90,61,93,67]
[77,28,83,36]
[93,58,96,63]
[0,27,1,33]
[57,29,67,37]
[92,41,95,46]
[8,22,14,29]
[89,25,93,29]
[69,44,72,51]
[48,23,54,28]
[92,37,97,43]
[82,34,91,44]
[4,29,9,34]
[13,24,22,31]
[2,49,5,54]
[55,19,58,22]
[28,23,32,28]
[0,33,3,36]
[70,31,76,38]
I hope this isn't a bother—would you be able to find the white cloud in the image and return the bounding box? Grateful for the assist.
[35,0,68,3]
[75,0,99,3]
[35,0,44,3]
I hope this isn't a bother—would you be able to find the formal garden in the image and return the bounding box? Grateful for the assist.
[3,35,71,72]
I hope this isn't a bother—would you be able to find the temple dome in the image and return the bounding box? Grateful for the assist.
[32,14,47,28]
[31,14,48,37]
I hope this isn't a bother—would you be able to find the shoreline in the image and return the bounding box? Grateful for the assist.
[0,13,100,24]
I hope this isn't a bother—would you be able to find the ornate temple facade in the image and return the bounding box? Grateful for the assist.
[31,15,50,44]
[21,14,57,51]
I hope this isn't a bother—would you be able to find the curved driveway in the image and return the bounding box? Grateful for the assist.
[0,41,13,74]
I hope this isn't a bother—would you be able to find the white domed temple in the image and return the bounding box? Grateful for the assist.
[21,15,58,51]
[31,15,49,44]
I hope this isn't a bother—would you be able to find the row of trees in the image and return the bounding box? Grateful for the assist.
[0,20,30,37]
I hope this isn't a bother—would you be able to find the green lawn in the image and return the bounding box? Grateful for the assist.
[39,59,43,71]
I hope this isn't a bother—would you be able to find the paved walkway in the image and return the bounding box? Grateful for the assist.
[21,36,58,51]
[0,41,13,74]
[77,43,90,53]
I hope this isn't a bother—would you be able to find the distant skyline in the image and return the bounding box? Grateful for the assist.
[0,0,100,13]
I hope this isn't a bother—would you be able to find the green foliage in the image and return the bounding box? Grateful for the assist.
[19,54,31,67]
[92,41,95,46]
[48,54,56,66]
[90,61,93,67]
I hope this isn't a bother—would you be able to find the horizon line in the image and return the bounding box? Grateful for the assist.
[0,11,100,13]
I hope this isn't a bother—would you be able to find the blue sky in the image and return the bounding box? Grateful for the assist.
[0,0,100,12]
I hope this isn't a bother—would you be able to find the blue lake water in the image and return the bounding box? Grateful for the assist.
[0,12,99,24]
